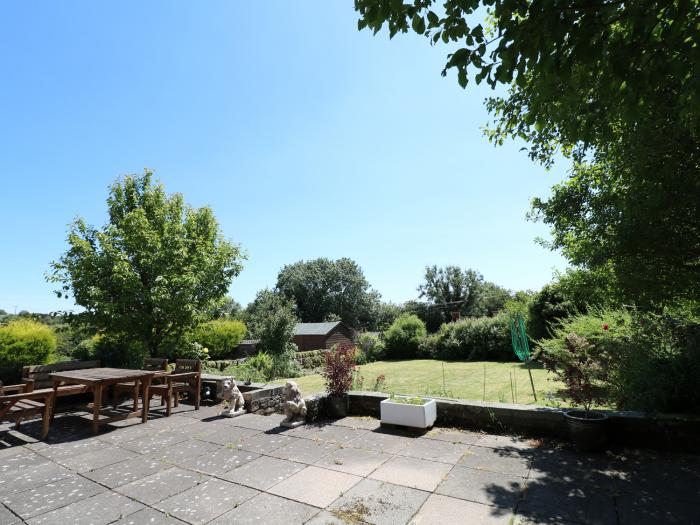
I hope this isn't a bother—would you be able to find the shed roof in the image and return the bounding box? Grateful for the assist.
[293,321,343,336]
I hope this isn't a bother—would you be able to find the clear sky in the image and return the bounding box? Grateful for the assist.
[0,1,568,314]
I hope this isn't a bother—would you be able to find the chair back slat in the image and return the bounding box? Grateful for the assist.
[143,358,168,371]
[174,359,201,374]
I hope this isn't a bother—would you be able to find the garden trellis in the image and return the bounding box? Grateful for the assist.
[510,313,537,402]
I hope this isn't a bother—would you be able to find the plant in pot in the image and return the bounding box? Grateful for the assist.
[322,344,357,418]
[542,332,611,451]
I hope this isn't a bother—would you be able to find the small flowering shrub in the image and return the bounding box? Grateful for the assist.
[541,332,611,415]
[322,344,356,396]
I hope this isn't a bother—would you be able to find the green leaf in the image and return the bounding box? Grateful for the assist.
[412,14,426,35]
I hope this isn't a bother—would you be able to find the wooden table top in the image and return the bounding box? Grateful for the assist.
[50,367,156,385]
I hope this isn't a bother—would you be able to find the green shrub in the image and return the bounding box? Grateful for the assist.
[431,315,512,361]
[295,349,326,369]
[355,332,385,362]
[93,334,148,368]
[383,314,427,359]
[270,344,302,379]
[194,319,246,359]
[0,319,57,379]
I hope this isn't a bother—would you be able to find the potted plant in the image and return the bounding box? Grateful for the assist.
[380,394,437,429]
[322,344,356,418]
[542,332,610,451]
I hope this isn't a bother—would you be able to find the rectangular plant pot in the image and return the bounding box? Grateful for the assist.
[380,397,437,429]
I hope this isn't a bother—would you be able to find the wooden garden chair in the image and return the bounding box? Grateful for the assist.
[112,358,168,410]
[0,380,53,439]
[148,359,201,416]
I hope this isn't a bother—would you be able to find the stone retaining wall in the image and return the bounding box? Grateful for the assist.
[243,384,285,415]
[346,391,700,450]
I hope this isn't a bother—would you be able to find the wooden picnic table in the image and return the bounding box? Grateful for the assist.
[50,367,156,435]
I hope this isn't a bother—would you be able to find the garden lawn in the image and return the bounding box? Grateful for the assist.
[282,359,563,406]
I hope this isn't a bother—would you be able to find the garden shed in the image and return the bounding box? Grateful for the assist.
[293,321,354,351]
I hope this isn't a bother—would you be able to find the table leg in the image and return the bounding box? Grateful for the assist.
[133,380,139,412]
[141,376,152,423]
[92,384,102,435]
[51,379,59,421]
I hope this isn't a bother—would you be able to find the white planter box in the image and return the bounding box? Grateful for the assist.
[380,397,437,429]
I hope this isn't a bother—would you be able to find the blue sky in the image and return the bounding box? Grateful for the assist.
[0,1,568,314]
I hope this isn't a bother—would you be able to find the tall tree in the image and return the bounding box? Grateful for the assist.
[355,1,700,305]
[243,290,297,355]
[276,257,381,329]
[418,265,486,320]
[49,171,245,357]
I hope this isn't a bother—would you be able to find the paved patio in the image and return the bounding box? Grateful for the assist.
[1,403,699,524]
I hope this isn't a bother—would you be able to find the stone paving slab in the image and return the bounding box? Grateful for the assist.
[436,464,524,508]
[369,455,452,492]
[155,478,259,524]
[25,489,144,525]
[146,436,221,464]
[219,413,285,431]
[616,492,700,525]
[331,416,382,431]
[234,431,297,454]
[347,430,412,454]
[328,478,429,525]
[1,474,105,519]
[410,493,514,525]
[210,492,319,525]
[398,437,470,464]
[268,465,362,508]
[55,444,137,472]
[269,438,340,464]
[111,507,190,525]
[116,466,208,505]
[179,446,260,476]
[459,444,532,478]
[0,460,72,497]
[301,424,369,445]
[314,447,392,477]
[222,455,306,491]
[0,503,21,525]
[119,430,189,454]
[424,427,483,445]
[194,424,260,446]
[82,456,169,488]
[517,479,617,525]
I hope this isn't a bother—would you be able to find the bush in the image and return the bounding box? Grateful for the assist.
[270,343,302,379]
[322,345,356,396]
[383,314,427,359]
[431,315,512,361]
[0,319,57,379]
[355,332,385,362]
[193,319,246,359]
[295,349,326,370]
[92,334,149,368]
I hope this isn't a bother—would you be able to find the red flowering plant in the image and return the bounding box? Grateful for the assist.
[322,344,357,397]
[541,332,611,417]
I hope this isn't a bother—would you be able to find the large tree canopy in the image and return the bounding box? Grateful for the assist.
[49,172,245,356]
[356,1,700,305]
[355,0,699,159]
[276,257,381,329]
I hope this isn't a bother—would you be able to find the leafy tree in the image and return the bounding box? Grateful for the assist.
[418,265,486,320]
[193,319,247,359]
[48,171,245,358]
[244,290,297,355]
[355,1,700,305]
[209,296,243,320]
[480,281,512,317]
[402,300,443,333]
[355,0,698,162]
[276,257,381,330]
[371,301,403,332]
[383,313,427,359]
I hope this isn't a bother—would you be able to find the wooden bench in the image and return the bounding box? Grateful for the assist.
[0,381,53,439]
[23,360,101,398]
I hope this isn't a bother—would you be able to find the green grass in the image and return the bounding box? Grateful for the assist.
[280,359,564,406]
